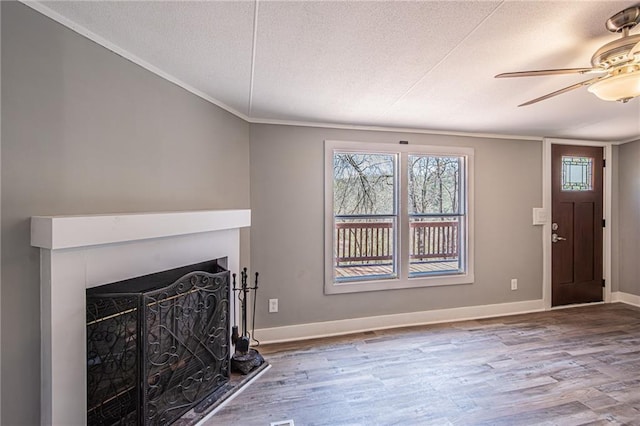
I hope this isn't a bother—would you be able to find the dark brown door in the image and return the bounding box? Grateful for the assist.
[552,144,603,306]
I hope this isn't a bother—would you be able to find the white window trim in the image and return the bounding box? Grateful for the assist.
[324,140,475,294]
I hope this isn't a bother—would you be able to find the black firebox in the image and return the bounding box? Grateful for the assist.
[86,259,230,425]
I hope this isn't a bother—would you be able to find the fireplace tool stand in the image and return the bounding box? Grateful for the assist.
[231,267,265,374]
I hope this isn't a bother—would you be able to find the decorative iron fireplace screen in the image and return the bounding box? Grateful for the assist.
[86,260,230,425]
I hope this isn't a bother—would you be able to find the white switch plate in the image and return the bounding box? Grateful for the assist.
[511,278,518,290]
[532,208,548,226]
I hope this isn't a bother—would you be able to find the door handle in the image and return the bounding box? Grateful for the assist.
[552,233,567,243]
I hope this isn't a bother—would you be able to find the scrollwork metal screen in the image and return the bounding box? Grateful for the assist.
[87,260,230,425]
[87,295,140,425]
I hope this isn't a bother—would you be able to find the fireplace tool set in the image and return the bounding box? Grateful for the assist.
[231,267,265,374]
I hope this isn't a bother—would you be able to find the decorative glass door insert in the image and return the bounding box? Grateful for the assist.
[561,156,593,191]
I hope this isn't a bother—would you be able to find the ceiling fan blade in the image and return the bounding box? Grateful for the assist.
[495,68,602,78]
[518,76,606,107]
[629,40,640,58]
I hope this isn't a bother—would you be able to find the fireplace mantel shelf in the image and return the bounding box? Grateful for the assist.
[31,209,251,249]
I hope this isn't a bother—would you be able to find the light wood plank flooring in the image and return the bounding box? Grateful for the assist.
[210,303,640,425]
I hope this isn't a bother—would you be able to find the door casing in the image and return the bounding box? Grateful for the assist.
[542,138,613,310]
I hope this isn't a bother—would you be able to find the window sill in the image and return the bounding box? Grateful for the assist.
[324,273,475,295]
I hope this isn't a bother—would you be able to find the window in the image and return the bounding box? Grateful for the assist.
[325,140,474,294]
[408,154,465,277]
[561,156,593,191]
[334,152,398,281]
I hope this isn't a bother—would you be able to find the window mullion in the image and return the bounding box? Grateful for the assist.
[399,152,410,281]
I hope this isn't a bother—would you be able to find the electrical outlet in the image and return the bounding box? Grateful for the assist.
[511,278,518,291]
[269,298,278,313]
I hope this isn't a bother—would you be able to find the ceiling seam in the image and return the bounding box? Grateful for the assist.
[379,1,506,118]
[248,0,260,116]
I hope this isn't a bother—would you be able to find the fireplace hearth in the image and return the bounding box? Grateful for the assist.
[86,259,230,425]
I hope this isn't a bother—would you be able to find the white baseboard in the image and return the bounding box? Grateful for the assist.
[551,301,605,310]
[255,299,545,344]
[612,291,640,307]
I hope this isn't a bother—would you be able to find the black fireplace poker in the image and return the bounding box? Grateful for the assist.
[231,267,264,374]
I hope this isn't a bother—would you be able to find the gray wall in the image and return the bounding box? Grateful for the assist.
[618,139,640,296]
[250,124,543,328]
[1,3,250,424]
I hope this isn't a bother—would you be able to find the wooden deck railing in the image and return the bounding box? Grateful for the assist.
[336,220,458,265]
[410,220,458,261]
[336,222,393,264]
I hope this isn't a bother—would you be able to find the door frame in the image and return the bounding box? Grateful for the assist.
[542,138,613,310]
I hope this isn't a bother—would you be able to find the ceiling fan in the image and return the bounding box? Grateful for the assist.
[496,5,640,107]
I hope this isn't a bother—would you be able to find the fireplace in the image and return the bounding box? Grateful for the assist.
[87,259,230,425]
[31,210,250,425]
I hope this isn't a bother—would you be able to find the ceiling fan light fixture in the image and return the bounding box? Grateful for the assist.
[497,6,640,106]
[587,71,640,102]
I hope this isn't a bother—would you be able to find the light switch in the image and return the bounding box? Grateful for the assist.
[533,208,548,225]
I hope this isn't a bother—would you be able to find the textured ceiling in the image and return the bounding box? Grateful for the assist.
[33,1,640,141]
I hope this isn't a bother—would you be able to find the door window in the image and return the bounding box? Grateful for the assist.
[561,156,593,191]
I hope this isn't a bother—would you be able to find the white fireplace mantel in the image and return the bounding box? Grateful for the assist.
[31,209,250,425]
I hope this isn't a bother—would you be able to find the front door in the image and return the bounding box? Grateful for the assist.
[551,144,603,306]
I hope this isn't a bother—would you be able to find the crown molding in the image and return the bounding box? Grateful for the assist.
[21,1,251,122]
[249,117,544,141]
[617,135,640,145]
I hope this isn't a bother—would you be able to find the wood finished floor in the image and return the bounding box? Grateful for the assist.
[210,303,640,425]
